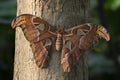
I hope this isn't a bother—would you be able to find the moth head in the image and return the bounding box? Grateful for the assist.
[96,25,110,41]
[11,14,31,28]
[56,29,65,34]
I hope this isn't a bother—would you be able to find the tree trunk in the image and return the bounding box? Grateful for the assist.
[13,0,89,80]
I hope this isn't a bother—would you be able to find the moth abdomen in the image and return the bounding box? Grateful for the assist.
[55,34,63,51]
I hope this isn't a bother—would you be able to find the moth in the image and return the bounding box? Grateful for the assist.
[11,14,110,72]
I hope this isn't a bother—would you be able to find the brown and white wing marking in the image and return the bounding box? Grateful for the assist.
[11,14,56,68]
[61,23,110,72]
[79,24,110,51]
[32,16,57,67]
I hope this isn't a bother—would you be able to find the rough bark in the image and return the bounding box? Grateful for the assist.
[13,0,89,80]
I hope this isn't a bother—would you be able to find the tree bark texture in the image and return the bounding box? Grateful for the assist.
[13,0,89,80]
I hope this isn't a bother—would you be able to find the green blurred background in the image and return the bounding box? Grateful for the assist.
[0,0,120,80]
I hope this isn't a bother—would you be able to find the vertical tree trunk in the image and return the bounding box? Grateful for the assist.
[13,0,89,80]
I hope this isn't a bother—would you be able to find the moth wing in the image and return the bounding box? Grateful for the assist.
[11,14,56,68]
[61,24,91,72]
[61,23,110,72]
[32,16,56,68]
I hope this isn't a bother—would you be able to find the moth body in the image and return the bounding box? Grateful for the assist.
[55,33,63,51]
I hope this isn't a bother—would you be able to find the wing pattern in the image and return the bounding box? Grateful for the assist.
[11,14,110,72]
